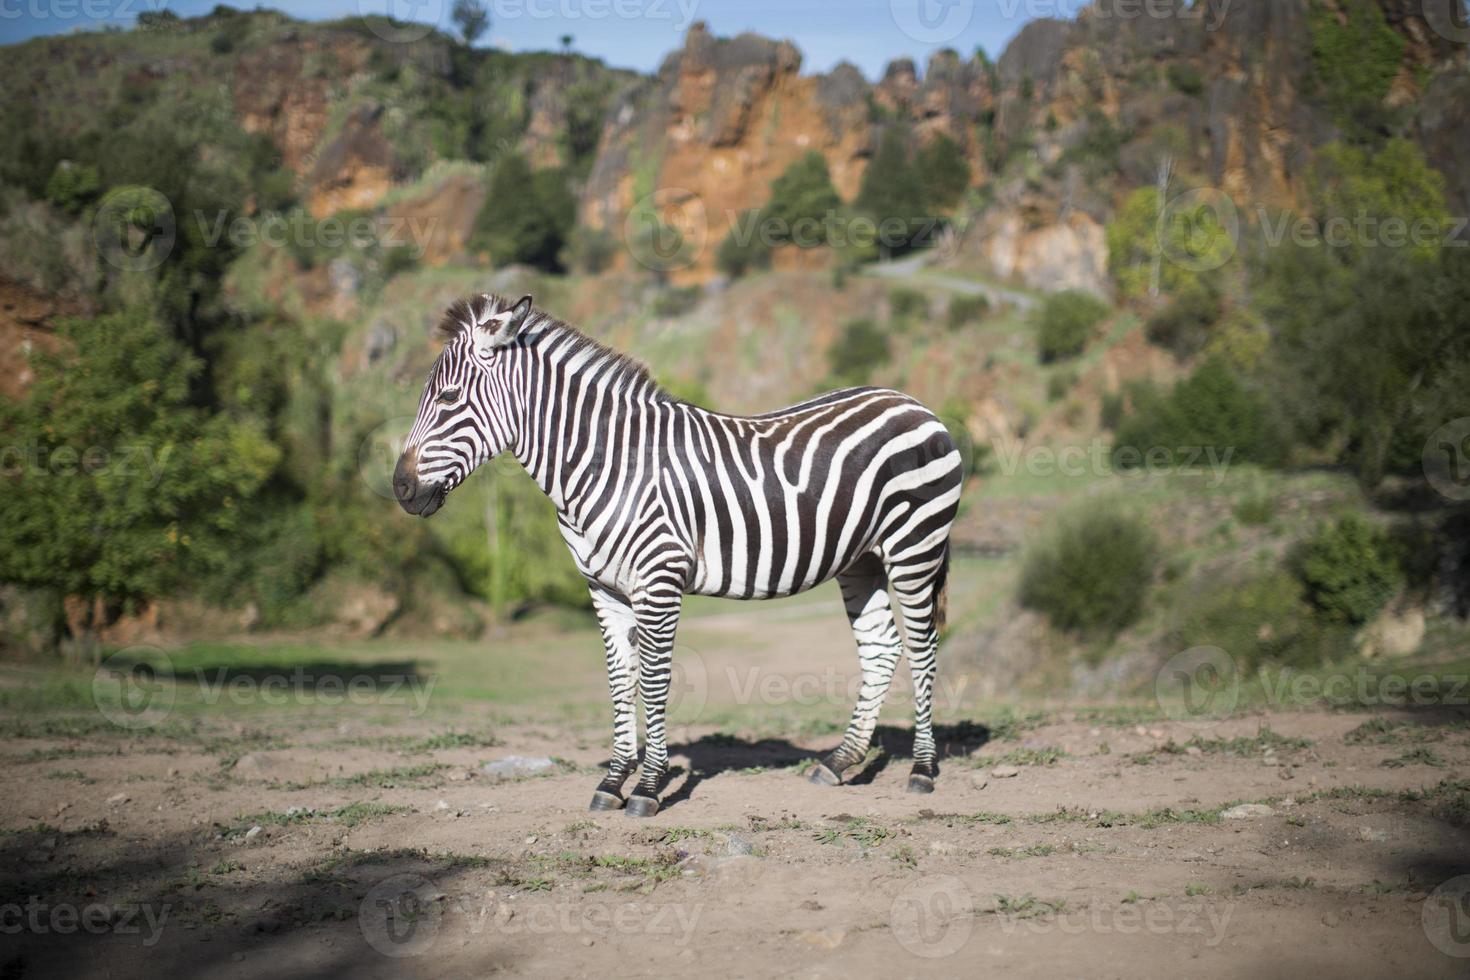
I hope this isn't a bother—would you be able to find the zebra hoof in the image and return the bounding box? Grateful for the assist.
[906,773,936,795]
[624,795,660,818]
[807,762,842,787]
[589,790,625,812]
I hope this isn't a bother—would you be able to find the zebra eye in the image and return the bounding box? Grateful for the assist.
[436,386,461,405]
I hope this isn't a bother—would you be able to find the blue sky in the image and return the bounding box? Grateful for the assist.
[0,0,1060,78]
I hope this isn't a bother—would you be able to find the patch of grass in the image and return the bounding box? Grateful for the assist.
[45,769,96,783]
[1184,883,1212,897]
[405,731,502,751]
[210,860,244,875]
[1381,747,1447,769]
[975,747,1067,768]
[892,844,919,869]
[814,816,893,849]
[659,827,711,845]
[993,894,1067,919]
[989,843,1055,859]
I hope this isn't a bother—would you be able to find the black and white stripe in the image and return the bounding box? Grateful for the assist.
[394,293,964,814]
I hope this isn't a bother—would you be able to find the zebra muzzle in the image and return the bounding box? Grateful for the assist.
[393,451,448,517]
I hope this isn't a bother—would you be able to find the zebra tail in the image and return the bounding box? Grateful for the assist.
[934,543,951,637]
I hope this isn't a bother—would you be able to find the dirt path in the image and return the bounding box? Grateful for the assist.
[3,698,1468,978]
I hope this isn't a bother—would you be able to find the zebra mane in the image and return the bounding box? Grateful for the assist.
[436,293,669,400]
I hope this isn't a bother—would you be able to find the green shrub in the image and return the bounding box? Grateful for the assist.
[1019,502,1158,636]
[764,152,842,243]
[563,226,617,274]
[1099,390,1125,431]
[828,318,890,386]
[915,133,971,211]
[1232,483,1277,526]
[1166,63,1205,96]
[1308,0,1405,134]
[888,287,929,324]
[1047,370,1077,402]
[43,161,100,214]
[715,216,772,278]
[1033,290,1109,363]
[1291,514,1403,626]
[1175,567,1346,672]
[470,155,576,271]
[1113,358,1284,467]
[1145,280,1222,358]
[947,294,990,330]
[651,285,701,318]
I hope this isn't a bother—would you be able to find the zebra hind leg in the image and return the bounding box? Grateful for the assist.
[810,554,904,787]
[889,544,950,794]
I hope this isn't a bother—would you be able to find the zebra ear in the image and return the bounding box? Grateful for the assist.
[469,294,534,359]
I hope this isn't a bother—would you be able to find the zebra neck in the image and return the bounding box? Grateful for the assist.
[509,340,671,517]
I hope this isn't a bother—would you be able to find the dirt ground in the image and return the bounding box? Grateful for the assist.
[3,591,1469,978]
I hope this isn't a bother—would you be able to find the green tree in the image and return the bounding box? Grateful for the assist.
[1307,0,1405,135]
[1032,290,1109,362]
[765,151,843,244]
[1292,514,1404,626]
[470,155,576,271]
[1113,357,1285,468]
[0,309,278,629]
[915,133,971,211]
[43,161,100,213]
[856,126,928,257]
[451,0,490,46]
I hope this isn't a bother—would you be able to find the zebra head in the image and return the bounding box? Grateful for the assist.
[393,293,534,517]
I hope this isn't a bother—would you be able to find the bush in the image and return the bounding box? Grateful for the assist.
[1291,514,1403,626]
[715,215,772,278]
[1175,567,1345,672]
[1033,290,1109,363]
[1019,502,1158,636]
[888,287,929,324]
[43,161,100,214]
[947,294,990,330]
[1113,358,1284,467]
[1166,63,1205,96]
[828,318,890,386]
[470,155,576,271]
[651,285,701,318]
[1047,369,1077,402]
[764,152,842,243]
[915,133,971,211]
[563,226,617,274]
[1145,280,1222,358]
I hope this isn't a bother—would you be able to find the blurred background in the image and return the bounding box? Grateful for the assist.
[0,0,1468,701]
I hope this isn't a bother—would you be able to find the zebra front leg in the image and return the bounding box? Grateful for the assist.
[811,555,904,786]
[625,589,683,818]
[589,585,640,811]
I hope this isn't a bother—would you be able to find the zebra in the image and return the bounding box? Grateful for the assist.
[394,293,964,817]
